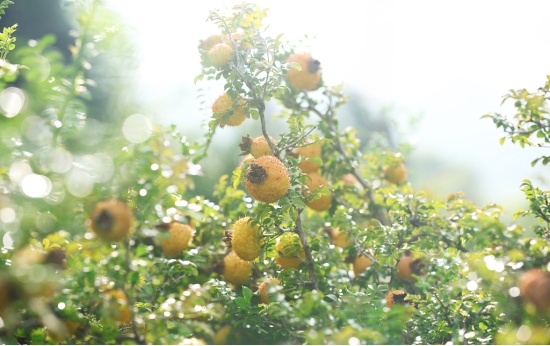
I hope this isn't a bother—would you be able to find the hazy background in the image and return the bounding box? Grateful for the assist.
[100,0,550,222]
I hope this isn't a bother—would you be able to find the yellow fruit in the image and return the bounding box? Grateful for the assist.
[213,325,232,345]
[239,135,277,158]
[88,199,135,242]
[396,252,425,283]
[352,253,373,276]
[245,156,290,203]
[199,34,222,51]
[303,173,332,212]
[327,227,353,248]
[286,52,322,91]
[211,92,247,127]
[519,268,550,312]
[258,277,281,304]
[105,289,132,325]
[385,289,408,308]
[231,217,262,261]
[207,42,234,67]
[295,141,321,173]
[223,251,252,286]
[383,162,408,185]
[275,233,305,269]
[11,246,60,298]
[160,222,194,258]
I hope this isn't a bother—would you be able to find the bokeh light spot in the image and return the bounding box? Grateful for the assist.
[0,208,16,223]
[21,174,52,198]
[66,168,94,198]
[122,113,152,143]
[0,87,25,118]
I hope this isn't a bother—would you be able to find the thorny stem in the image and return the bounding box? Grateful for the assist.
[121,239,146,345]
[306,103,391,226]
[295,208,319,290]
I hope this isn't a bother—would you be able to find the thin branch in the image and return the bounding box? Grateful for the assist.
[121,239,146,345]
[294,208,319,290]
[430,288,453,327]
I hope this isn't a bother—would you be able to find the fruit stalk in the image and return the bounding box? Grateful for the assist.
[294,209,319,290]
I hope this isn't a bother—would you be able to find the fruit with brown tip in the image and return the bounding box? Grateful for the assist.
[385,289,409,308]
[396,251,425,283]
[303,173,332,212]
[212,92,248,127]
[231,217,262,261]
[159,222,194,258]
[239,135,277,158]
[88,199,135,242]
[286,52,322,91]
[325,227,353,248]
[275,233,305,269]
[222,251,252,286]
[245,156,290,203]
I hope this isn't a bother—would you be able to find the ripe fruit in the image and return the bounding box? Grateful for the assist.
[104,289,132,325]
[352,252,373,277]
[303,173,332,212]
[239,135,276,158]
[159,222,194,258]
[211,92,247,127]
[222,251,252,286]
[383,162,408,185]
[385,289,409,308]
[199,34,222,51]
[325,227,353,248]
[295,141,321,173]
[207,42,234,67]
[275,233,305,269]
[258,277,281,304]
[245,156,290,203]
[341,173,359,187]
[518,268,550,312]
[231,217,262,261]
[396,252,425,283]
[286,52,322,91]
[88,199,135,242]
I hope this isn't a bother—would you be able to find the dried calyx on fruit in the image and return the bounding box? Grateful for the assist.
[286,52,322,91]
[396,250,425,283]
[245,156,290,203]
[88,199,135,242]
[239,135,276,158]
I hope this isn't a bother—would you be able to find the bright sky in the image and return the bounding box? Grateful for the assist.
[106,0,550,219]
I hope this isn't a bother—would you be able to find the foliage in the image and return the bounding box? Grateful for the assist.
[0,1,549,345]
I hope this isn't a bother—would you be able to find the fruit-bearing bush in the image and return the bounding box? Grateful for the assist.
[0,1,549,344]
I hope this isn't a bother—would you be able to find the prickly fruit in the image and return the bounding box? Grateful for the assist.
[385,289,408,308]
[303,173,332,212]
[275,233,305,269]
[352,252,373,276]
[245,156,290,203]
[396,251,425,283]
[105,289,131,325]
[295,141,321,173]
[326,227,353,248]
[231,217,262,261]
[159,222,194,258]
[239,135,276,158]
[384,162,407,185]
[199,34,222,51]
[212,92,247,127]
[286,52,322,91]
[258,277,281,304]
[207,43,234,67]
[222,251,252,286]
[89,199,134,241]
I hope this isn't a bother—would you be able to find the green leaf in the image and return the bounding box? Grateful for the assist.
[128,271,140,285]
[250,108,259,120]
[235,296,249,309]
[242,286,253,303]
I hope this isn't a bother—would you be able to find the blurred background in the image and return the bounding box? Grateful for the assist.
[4,0,550,223]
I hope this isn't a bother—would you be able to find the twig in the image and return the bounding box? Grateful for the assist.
[430,288,453,327]
[294,208,319,290]
[121,239,146,345]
